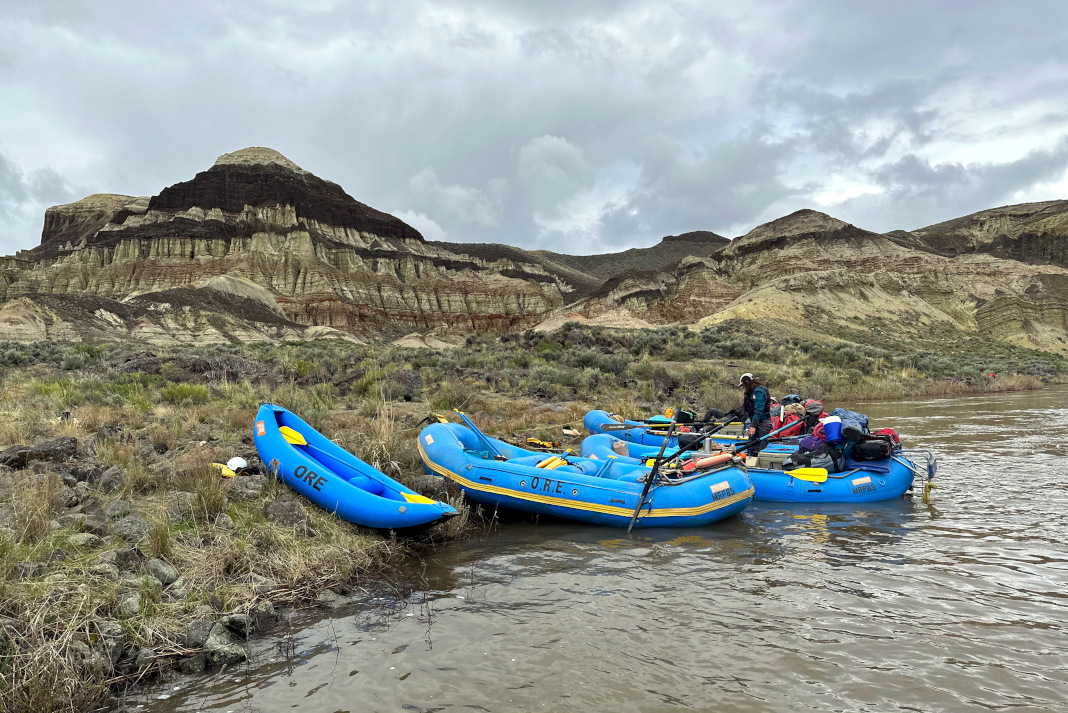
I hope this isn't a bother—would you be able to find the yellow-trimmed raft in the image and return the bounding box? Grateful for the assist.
[418,422,754,528]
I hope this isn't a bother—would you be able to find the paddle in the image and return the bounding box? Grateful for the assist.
[279,425,437,504]
[627,409,678,535]
[454,409,507,460]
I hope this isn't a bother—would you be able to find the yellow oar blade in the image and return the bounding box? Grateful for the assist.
[402,492,437,504]
[210,463,237,478]
[786,468,828,483]
[279,426,308,446]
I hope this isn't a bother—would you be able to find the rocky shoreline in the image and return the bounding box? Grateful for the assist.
[0,423,465,711]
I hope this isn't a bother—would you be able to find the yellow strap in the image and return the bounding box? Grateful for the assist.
[279,426,308,446]
[536,456,566,470]
[435,414,449,423]
[402,492,437,504]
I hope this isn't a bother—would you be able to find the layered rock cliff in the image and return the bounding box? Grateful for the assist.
[557,209,1068,355]
[1,148,576,342]
[1,146,1065,355]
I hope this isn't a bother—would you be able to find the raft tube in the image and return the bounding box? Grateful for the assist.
[581,433,919,504]
[417,421,754,528]
[253,404,458,530]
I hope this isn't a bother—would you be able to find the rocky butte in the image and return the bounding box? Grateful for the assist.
[0,147,1066,355]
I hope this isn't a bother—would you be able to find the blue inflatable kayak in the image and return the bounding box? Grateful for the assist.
[254,404,458,530]
[417,421,754,528]
[581,433,924,504]
[583,410,794,451]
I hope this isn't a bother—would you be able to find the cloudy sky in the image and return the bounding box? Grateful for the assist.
[2,1,1067,254]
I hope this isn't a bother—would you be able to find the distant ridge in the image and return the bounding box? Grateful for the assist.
[1,145,1066,355]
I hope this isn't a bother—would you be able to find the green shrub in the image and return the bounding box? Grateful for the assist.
[161,382,210,406]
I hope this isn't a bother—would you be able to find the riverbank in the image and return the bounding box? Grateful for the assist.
[0,328,1064,711]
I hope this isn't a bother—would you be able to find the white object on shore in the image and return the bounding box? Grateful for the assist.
[227,456,248,472]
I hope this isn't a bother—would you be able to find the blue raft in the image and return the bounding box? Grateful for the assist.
[583,410,794,451]
[254,404,458,530]
[581,433,923,504]
[417,421,754,528]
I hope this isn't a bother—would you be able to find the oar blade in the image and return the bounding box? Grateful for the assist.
[279,426,308,446]
[786,468,828,482]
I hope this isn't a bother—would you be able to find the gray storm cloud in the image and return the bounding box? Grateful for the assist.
[0,0,1066,254]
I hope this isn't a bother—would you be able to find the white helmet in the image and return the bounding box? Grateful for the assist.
[737,372,754,387]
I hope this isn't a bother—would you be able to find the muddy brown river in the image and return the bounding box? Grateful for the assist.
[137,386,1068,712]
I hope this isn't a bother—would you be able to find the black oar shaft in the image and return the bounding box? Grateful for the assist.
[627,410,679,534]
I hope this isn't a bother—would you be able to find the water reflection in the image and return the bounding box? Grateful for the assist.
[137,386,1068,712]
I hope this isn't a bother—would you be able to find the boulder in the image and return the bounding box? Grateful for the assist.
[115,546,144,569]
[214,512,236,530]
[0,504,14,530]
[98,465,127,494]
[251,600,277,631]
[72,482,92,504]
[15,561,47,579]
[144,558,179,586]
[227,473,266,501]
[204,624,247,666]
[133,647,156,670]
[179,653,206,674]
[95,620,127,663]
[316,589,348,609]
[82,515,110,536]
[56,512,87,529]
[178,618,214,649]
[264,497,308,530]
[67,533,102,549]
[111,514,149,543]
[104,499,132,520]
[164,490,198,522]
[164,576,190,602]
[70,464,103,483]
[117,593,142,618]
[0,437,78,469]
[248,573,280,597]
[220,613,252,638]
[390,368,423,401]
[89,562,119,580]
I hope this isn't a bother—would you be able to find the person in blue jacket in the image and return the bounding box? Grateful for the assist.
[738,373,772,455]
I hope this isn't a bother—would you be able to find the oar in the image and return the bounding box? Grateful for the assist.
[662,409,744,461]
[627,409,678,535]
[599,418,741,432]
[453,410,507,460]
[731,419,807,456]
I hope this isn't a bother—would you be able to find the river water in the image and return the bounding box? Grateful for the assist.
[141,386,1068,712]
